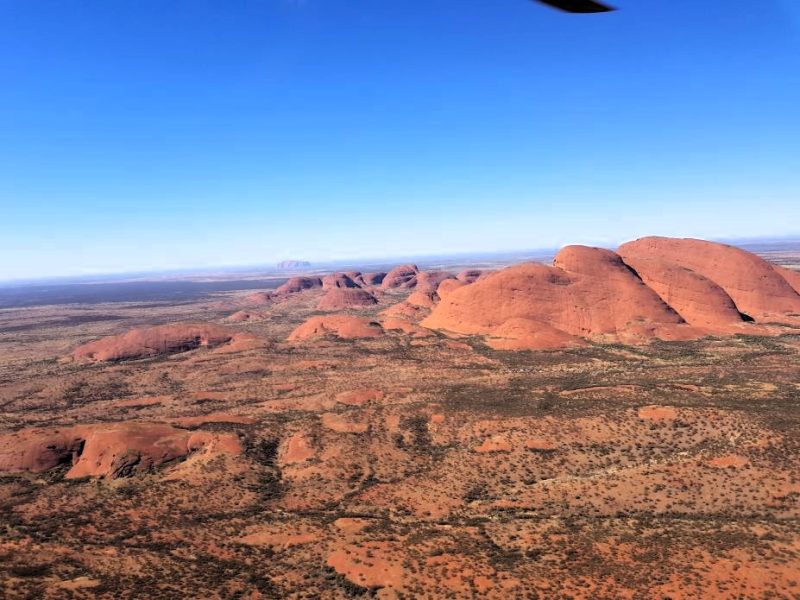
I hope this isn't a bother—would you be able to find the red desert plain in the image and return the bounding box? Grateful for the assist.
[1,236,800,598]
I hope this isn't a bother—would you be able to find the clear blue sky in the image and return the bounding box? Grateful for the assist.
[1,0,799,280]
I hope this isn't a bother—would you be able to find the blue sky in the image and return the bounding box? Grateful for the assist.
[1,0,799,280]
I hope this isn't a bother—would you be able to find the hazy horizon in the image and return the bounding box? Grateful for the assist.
[2,232,799,287]
[3,0,800,280]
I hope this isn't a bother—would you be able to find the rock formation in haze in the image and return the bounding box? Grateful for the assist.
[71,323,235,362]
[277,260,311,270]
[275,277,323,295]
[322,273,361,290]
[244,291,274,306]
[318,288,379,310]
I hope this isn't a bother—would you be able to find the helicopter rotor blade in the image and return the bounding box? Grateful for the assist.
[534,0,616,13]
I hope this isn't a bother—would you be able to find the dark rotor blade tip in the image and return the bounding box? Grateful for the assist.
[535,0,616,13]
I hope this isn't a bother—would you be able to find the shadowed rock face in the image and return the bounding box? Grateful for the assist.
[381,265,419,290]
[620,255,747,331]
[0,428,86,474]
[318,288,378,310]
[71,323,235,362]
[618,237,800,322]
[287,315,384,341]
[322,273,361,290]
[276,277,323,294]
[0,423,241,479]
[362,272,387,286]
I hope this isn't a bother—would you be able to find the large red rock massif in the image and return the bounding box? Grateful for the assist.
[71,323,235,362]
[423,239,800,349]
[619,255,748,331]
[423,246,692,349]
[618,237,800,322]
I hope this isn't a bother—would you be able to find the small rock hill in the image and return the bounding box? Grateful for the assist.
[322,273,361,289]
[362,272,387,286]
[381,265,419,290]
[318,288,379,310]
[287,315,384,341]
[276,277,323,294]
[71,323,235,362]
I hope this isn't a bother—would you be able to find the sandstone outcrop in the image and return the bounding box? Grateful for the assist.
[71,323,235,362]
[287,316,384,341]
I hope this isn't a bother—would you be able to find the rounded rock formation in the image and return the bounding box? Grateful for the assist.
[436,278,466,299]
[406,290,439,309]
[618,237,800,322]
[774,265,800,296]
[287,315,384,341]
[362,272,387,286]
[487,318,587,351]
[619,255,747,332]
[71,323,235,362]
[244,291,274,306]
[415,271,456,294]
[318,288,379,310]
[457,269,487,283]
[0,422,241,479]
[322,273,361,290]
[423,246,694,347]
[276,277,323,295]
[381,265,419,290]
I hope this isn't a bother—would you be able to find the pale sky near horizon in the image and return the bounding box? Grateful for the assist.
[2,0,800,281]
